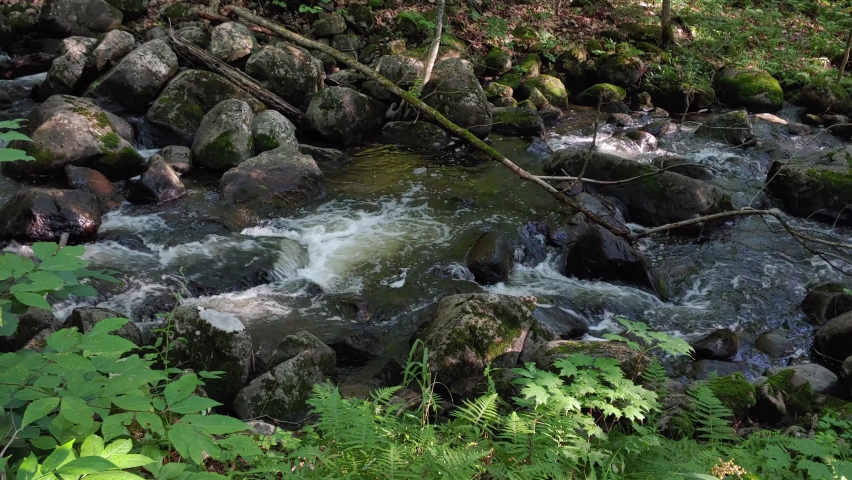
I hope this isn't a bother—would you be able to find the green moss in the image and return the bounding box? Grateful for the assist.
[523,75,569,108]
[806,168,852,196]
[163,2,195,21]
[100,132,121,150]
[199,132,240,169]
[716,67,783,111]
[484,82,513,100]
[586,39,603,53]
[766,369,813,415]
[708,372,756,416]
[575,83,626,106]
[512,53,542,79]
[440,34,467,52]
[495,72,523,89]
[254,133,279,154]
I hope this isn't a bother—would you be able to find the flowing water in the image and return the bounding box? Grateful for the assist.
[2,82,849,379]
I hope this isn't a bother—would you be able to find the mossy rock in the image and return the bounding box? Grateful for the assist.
[645,80,716,113]
[535,339,645,376]
[619,22,660,44]
[586,38,604,53]
[495,72,524,89]
[484,82,513,101]
[575,83,626,106]
[163,2,196,21]
[766,369,813,415]
[715,66,783,113]
[440,34,467,53]
[519,75,569,108]
[708,372,756,416]
[512,53,542,80]
[797,83,852,114]
[394,11,431,39]
[512,24,539,45]
[484,47,512,76]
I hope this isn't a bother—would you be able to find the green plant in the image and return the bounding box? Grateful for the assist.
[0,119,33,163]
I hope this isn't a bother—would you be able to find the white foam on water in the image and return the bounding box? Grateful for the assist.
[242,186,452,292]
[180,284,295,324]
[100,211,171,235]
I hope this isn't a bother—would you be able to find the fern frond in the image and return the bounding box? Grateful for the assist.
[687,384,736,443]
[451,393,500,433]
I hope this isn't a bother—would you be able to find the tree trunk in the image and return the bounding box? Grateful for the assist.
[228,6,630,238]
[661,0,673,48]
[417,0,445,94]
[839,29,852,84]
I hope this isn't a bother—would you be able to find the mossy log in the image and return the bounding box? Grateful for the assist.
[229,7,629,237]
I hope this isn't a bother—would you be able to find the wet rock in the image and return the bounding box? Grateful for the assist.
[86,30,135,73]
[633,91,653,111]
[756,330,795,358]
[419,293,536,397]
[766,364,837,394]
[266,330,336,371]
[814,309,852,361]
[299,144,350,167]
[466,231,513,285]
[169,306,253,404]
[607,113,634,127]
[490,106,545,137]
[245,43,324,109]
[382,121,451,150]
[252,109,299,154]
[545,150,732,234]
[234,349,331,421]
[641,120,679,137]
[518,75,569,108]
[595,54,645,88]
[691,329,739,360]
[575,83,626,106]
[484,47,512,76]
[545,195,627,248]
[146,69,265,145]
[422,59,492,139]
[0,308,60,352]
[374,55,423,89]
[0,188,101,242]
[85,39,179,113]
[715,66,783,113]
[66,307,142,345]
[601,100,632,114]
[65,165,117,206]
[328,331,383,366]
[531,339,644,376]
[312,14,346,37]
[220,146,325,222]
[538,105,562,126]
[191,99,254,170]
[645,81,715,114]
[306,86,385,144]
[603,130,657,153]
[3,95,143,179]
[797,83,852,114]
[104,0,146,18]
[209,22,256,62]
[787,122,811,136]
[39,0,123,37]
[688,359,749,380]
[755,383,787,422]
[127,156,185,204]
[159,145,191,174]
[532,307,588,340]
[484,82,513,101]
[696,110,754,146]
[563,224,667,299]
[801,283,852,325]
[37,36,98,99]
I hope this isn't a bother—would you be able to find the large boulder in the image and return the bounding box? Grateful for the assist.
[0,308,60,353]
[797,83,852,114]
[2,95,144,180]
[714,66,783,113]
[66,307,142,345]
[233,335,335,421]
[801,283,852,326]
[765,364,838,395]
[530,339,643,376]
[766,146,852,225]
[39,0,123,37]
[421,59,492,139]
[220,146,325,222]
[815,310,852,362]
[146,70,265,145]
[563,224,667,299]
[169,306,253,404]
[466,231,513,285]
[245,43,324,109]
[595,54,646,88]
[691,329,739,361]
[382,121,451,150]
[265,330,336,372]
[209,22,256,62]
[575,83,626,107]
[251,110,298,154]
[374,55,424,89]
[518,75,569,108]
[695,110,754,146]
[64,165,119,207]
[85,39,178,113]
[127,156,186,204]
[545,150,732,234]
[0,188,101,242]
[306,87,385,144]
[103,0,146,18]
[86,30,136,73]
[159,145,192,174]
[419,294,536,397]
[37,37,98,99]
[191,99,255,170]
[490,106,545,137]
[342,5,375,35]
[645,81,716,114]
[484,47,512,76]
[312,14,347,37]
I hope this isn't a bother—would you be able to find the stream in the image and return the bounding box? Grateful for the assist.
[2,71,850,380]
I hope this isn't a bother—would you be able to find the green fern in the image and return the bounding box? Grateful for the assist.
[687,384,736,443]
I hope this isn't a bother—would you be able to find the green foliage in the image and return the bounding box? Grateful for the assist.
[0,119,34,163]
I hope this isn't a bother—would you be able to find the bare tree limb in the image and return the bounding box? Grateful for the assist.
[417,0,445,94]
[537,162,713,185]
[197,11,277,36]
[839,29,852,84]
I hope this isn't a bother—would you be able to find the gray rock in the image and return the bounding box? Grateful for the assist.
[298,144,350,167]
[267,330,336,371]
[127,156,185,204]
[312,14,346,37]
[37,37,98,99]
[176,26,210,49]
[595,54,645,88]
[422,59,492,139]
[169,306,253,404]
[245,43,324,109]
[696,110,754,146]
[0,308,60,352]
[530,339,643,376]
[814,309,852,361]
[493,97,517,108]
[39,0,123,37]
[252,110,298,154]
[382,121,451,150]
[603,130,657,153]
[0,188,101,242]
[691,329,739,360]
[86,30,136,73]
[86,39,179,113]
[327,70,364,89]
[146,26,167,41]
[484,47,512,76]
[532,306,588,340]
[327,331,383,366]
[209,22,256,62]
[651,155,712,182]
[360,80,394,103]
[66,307,142,345]
[419,293,536,397]
[715,66,783,113]
[306,86,385,144]
[607,113,635,127]
[755,330,794,358]
[374,55,424,89]
[756,383,786,422]
[220,146,326,222]
[466,231,513,285]
[766,364,838,394]
[65,165,118,207]
[159,145,192,174]
[332,34,364,53]
[191,99,254,170]
[2,95,144,180]
[491,106,545,137]
[343,5,375,35]
[104,0,147,18]
[146,70,265,145]
[688,359,749,380]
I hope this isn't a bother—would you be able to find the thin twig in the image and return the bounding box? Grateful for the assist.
[536,162,713,185]
[577,97,603,182]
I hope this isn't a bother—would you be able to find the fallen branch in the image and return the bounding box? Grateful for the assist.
[227,6,630,237]
[168,29,308,127]
[538,161,713,186]
[198,10,277,36]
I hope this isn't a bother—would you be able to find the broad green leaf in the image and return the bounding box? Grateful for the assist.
[169,396,221,415]
[33,375,63,390]
[84,471,147,480]
[40,439,76,473]
[157,462,187,480]
[16,453,39,480]
[31,242,58,261]
[56,456,117,475]
[0,131,32,142]
[0,457,7,474]
[104,453,155,469]
[11,271,66,292]
[0,148,34,162]
[59,396,94,425]
[110,394,153,412]
[0,315,20,339]
[102,438,133,458]
[181,414,248,435]
[39,254,86,272]
[135,412,164,436]
[29,436,58,450]
[0,119,26,129]
[13,292,51,311]
[168,423,221,465]
[80,434,105,457]
[45,329,82,353]
[22,396,60,426]
[78,333,137,356]
[101,412,133,441]
[58,283,98,297]
[164,373,199,406]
